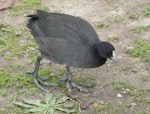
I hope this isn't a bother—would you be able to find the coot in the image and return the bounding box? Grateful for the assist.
[27,10,117,93]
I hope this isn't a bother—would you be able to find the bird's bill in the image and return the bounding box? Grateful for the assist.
[111,50,118,64]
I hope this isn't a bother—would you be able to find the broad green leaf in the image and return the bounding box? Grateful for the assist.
[47,107,55,114]
[14,29,22,36]
[23,99,46,107]
[24,107,44,113]
[13,102,34,108]
[56,96,70,104]
[46,96,56,105]
[45,93,53,104]
[51,97,56,105]
[1,27,11,32]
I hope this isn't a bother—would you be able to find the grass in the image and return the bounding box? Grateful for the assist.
[127,3,150,19]
[135,111,145,114]
[112,81,135,90]
[38,66,66,86]
[127,39,150,61]
[113,16,126,23]
[140,75,149,82]
[0,25,38,60]
[105,0,114,3]
[128,13,140,20]
[10,64,25,70]
[94,105,105,112]
[10,0,48,15]
[0,106,24,114]
[112,81,150,103]
[0,24,40,94]
[107,36,121,42]
[94,101,129,114]
[144,3,150,16]
[109,102,129,114]
[131,25,150,33]
[0,89,7,97]
[75,73,94,82]
[96,22,109,28]
[0,68,33,88]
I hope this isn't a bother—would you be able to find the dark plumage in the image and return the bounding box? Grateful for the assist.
[27,10,117,93]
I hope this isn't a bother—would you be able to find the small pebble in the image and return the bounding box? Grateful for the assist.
[126,46,133,50]
[123,88,130,94]
[130,103,136,106]
[117,93,122,98]
[50,73,54,76]
[130,102,136,110]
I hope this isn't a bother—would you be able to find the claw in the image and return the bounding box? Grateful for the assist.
[26,54,58,93]
[37,78,58,86]
[65,66,94,93]
[33,76,49,93]
[77,82,94,88]
[71,81,91,93]
[26,72,34,75]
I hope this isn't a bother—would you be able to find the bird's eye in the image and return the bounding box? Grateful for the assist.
[106,51,110,55]
[106,51,111,57]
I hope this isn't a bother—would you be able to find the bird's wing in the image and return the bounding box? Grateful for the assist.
[27,10,102,68]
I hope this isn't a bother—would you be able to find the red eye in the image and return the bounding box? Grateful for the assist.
[106,51,110,55]
[106,51,111,57]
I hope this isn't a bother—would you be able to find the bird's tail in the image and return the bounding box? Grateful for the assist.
[27,10,49,43]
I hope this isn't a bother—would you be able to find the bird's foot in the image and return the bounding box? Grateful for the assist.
[61,76,94,93]
[69,81,94,93]
[26,72,58,92]
[37,76,58,86]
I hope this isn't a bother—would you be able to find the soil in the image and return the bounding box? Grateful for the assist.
[0,0,150,114]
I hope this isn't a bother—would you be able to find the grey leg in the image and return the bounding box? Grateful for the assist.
[66,66,73,92]
[27,54,58,92]
[65,66,94,93]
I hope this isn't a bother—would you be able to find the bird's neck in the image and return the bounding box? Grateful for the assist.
[92,43,107,66]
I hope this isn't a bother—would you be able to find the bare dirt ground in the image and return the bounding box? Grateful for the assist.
[0,0,150,114]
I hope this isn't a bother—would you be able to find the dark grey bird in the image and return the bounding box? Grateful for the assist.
[27,10,117,93]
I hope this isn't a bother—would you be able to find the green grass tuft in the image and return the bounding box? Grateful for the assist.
[109,102,129,114]
[96,22,109,28]
[112,81,135,90]
[0,89,7,97]
[0,106,24,114]
[112,81,149,103]
[128,13,140,20]
[144,3,150,16]
[135,111,145,114]
[38,67,66,84]
[105,0,114,3]
[113,16,126,23]
[0,67,33,87]
[95,105,105,112]
[107,36,121,42]
[10,0,48,15]
[128,39,150,61]
[0,68,12,86]
[140,75,149,82]
[131,25,150,33]
[0,25,38,60]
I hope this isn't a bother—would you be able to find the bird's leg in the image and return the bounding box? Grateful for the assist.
[30,54,49,92]
[65,66,94,93]
[26,54,58,92]
[66,66,73,92]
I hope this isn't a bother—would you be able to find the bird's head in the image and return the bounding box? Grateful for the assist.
[97,41,117,64]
